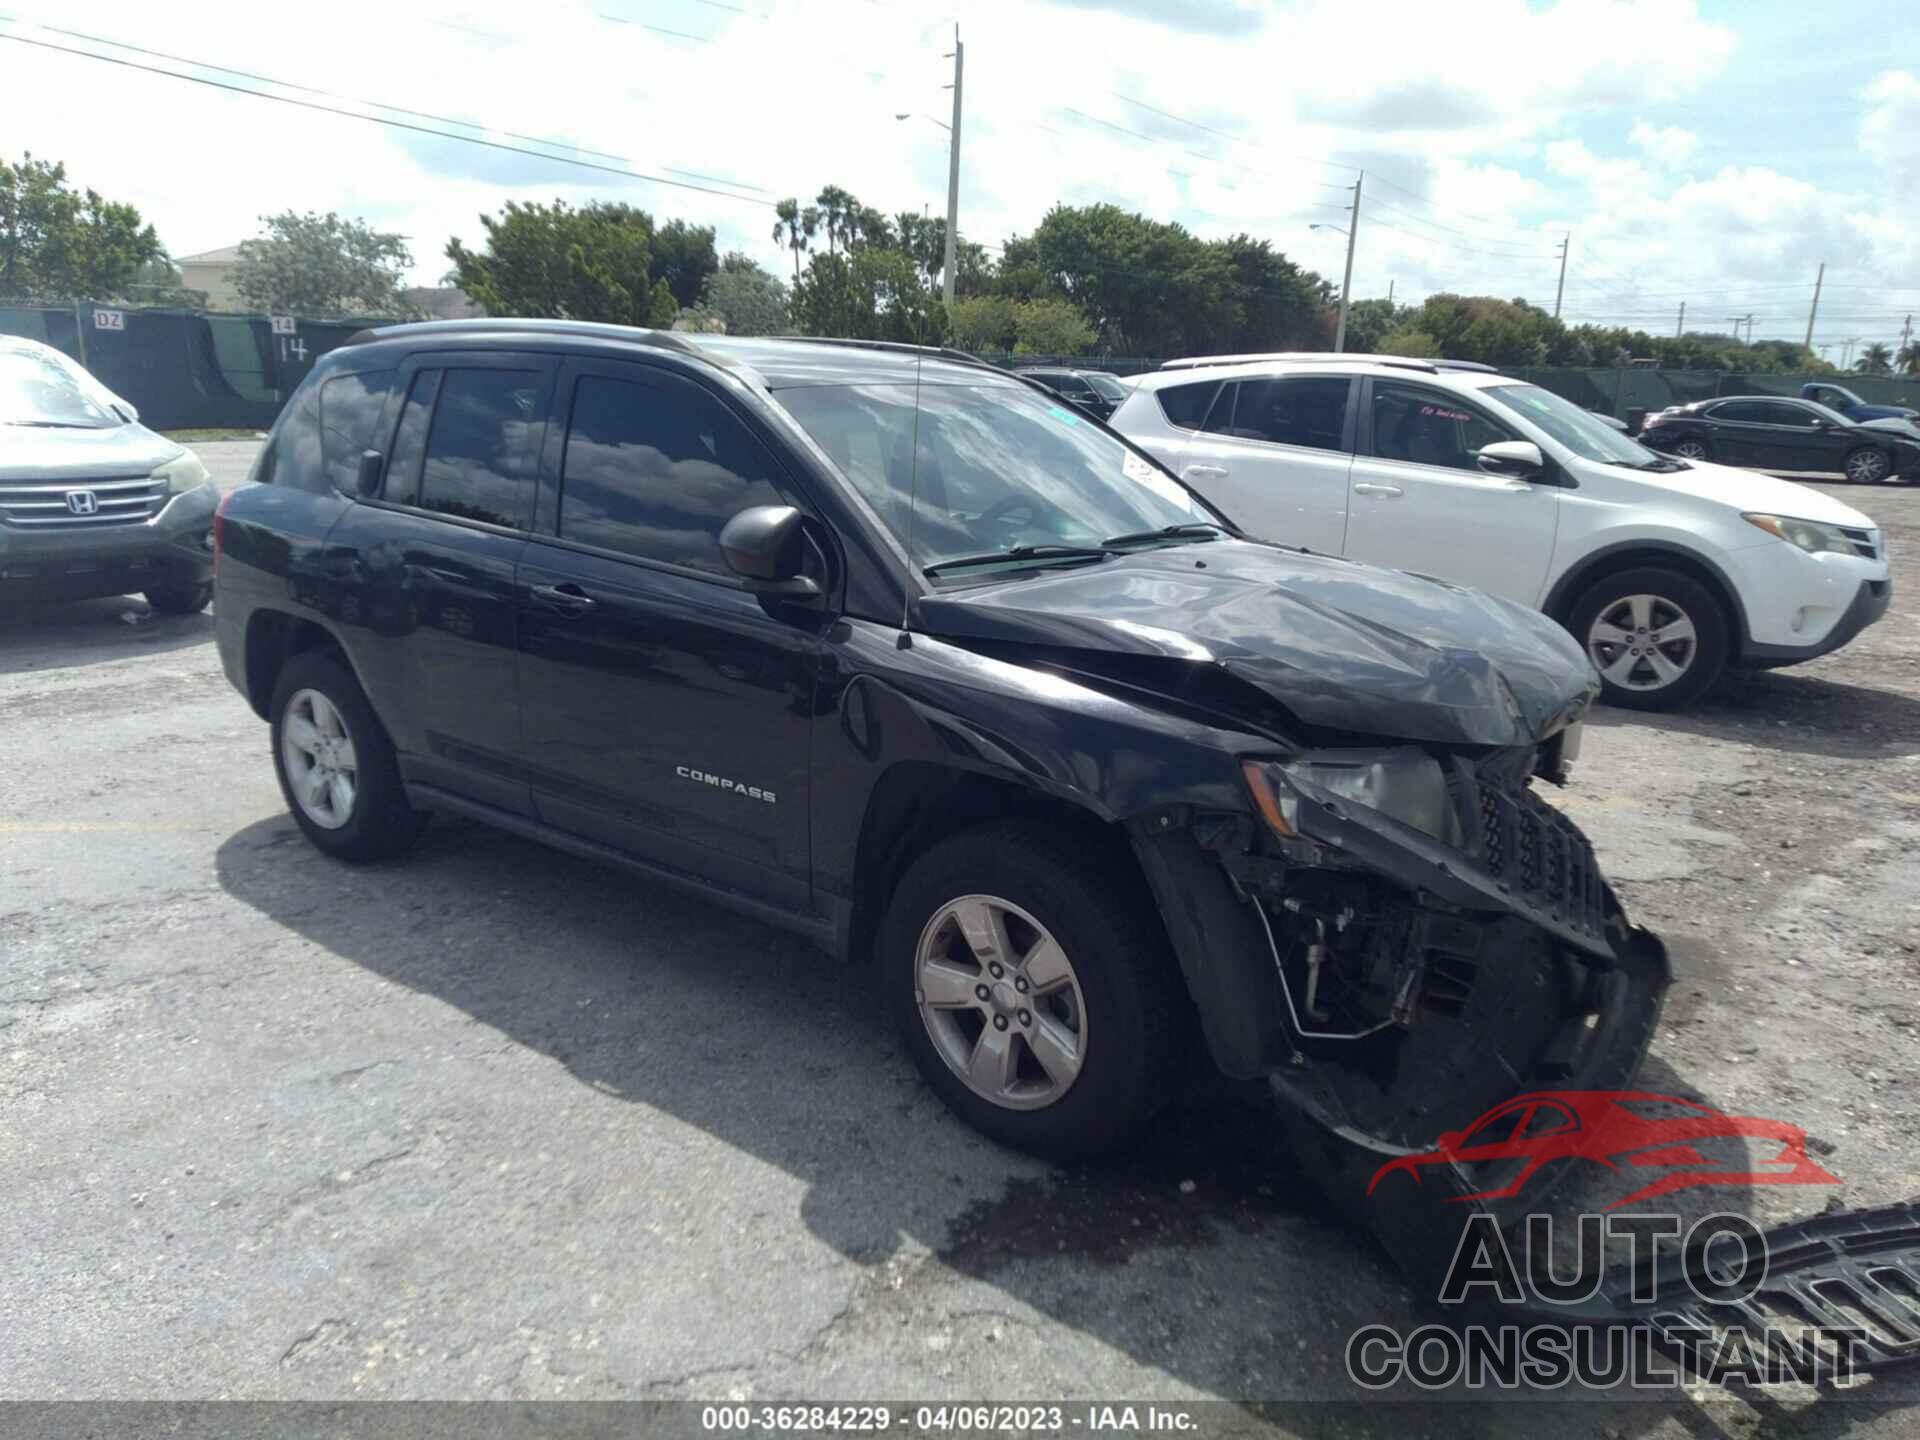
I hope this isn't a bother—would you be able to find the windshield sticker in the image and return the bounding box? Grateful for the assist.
[1047,404,1082,427]
[1123,450,1191,507]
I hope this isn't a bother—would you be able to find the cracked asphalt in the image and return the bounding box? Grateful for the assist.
[3,442,1917,1435]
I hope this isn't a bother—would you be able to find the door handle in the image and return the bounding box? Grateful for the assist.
[1184,464,1229,480]
[1352,482,1403,497]
[418,564,468,584]
[529,582,596,613]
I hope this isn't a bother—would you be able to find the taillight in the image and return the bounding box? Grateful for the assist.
[212,489,235,577]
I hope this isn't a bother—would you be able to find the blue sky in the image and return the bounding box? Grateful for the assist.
[1,0,1914,357]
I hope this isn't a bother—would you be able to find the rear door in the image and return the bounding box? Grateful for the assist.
[1342,378,1558,605]
[514,356,822,912]
[322,351,554,815]
[1173,373,1355,554]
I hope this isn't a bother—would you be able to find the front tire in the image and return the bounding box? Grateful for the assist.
[1568,566,1729,711]
[881,821,1190,1159]
[144,580,212,615]
[269,650,424,862]
[1670,438,1710,461]
[1842,446,1892,484]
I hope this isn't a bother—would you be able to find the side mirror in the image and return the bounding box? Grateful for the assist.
[1474,440,1544,478]
[719,504,823,600]
[356,449,385,498]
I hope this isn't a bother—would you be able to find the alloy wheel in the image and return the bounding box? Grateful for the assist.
[281,688,359,830]
[914,894,1087,1111]
[1846,449,1891,483]
[1673,440,1708,460]
[1587,594,1698,692]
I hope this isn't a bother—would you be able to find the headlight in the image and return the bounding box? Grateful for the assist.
[1242,748,1460,846]
[1742,513,1854,555]
[151,451,209,496]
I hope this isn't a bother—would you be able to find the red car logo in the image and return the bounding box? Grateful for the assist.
[1368,1090,1839,1210]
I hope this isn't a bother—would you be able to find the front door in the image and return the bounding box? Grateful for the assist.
[1342,379,1559,606]
[514,357,824,913]
[1176,374,1355,555]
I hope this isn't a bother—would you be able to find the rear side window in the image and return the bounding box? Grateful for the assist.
[1209,376,1349,452]
[558,372,787,575]
[416,368,544,529]
[1155,380,1218,429]
[318,368,397,493]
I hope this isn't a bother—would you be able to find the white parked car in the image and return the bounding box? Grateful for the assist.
[1111,354,1891,709]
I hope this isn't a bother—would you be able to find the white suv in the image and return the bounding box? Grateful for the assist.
[1110,354,1892,709]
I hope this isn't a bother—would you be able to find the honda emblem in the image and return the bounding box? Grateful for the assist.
[66,490,99,516]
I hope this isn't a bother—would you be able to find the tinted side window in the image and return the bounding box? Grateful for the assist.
[559,373,787,575]
[416,368,543,529]
[1217,376,1349,452]
[318,368,398,492]
[1156,380,1218,430]
[1369,384,1512,470]
[382,369,441,506]
[1764,402,1815,427]
[1710,400,1767,423]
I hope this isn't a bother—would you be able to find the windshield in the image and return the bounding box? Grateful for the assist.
[1483,383,1659,466]
[1084,372,1129,402]
[776,380,1215,576]
[0,348,119,429]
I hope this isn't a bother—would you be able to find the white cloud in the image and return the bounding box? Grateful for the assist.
[1629,121,1700,168]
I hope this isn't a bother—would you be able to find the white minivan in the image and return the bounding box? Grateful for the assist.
[1110,354,1891,709]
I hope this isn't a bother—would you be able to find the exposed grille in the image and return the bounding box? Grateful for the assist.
[1470,772,1606,937]
[1841,526,1881,561]
[0,475,167,529]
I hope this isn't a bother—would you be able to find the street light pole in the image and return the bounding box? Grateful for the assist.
[1553,233,1569,320]
[1804,262,1824,351]
[941,27,964,314]
[1334,171,1362,353]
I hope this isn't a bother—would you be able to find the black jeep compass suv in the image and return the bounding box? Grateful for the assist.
[214,320,1665,1227]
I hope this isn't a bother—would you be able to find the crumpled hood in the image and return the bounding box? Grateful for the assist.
[1858,415,1920,443]
[917,540,1598,746]
[0,422,182,480]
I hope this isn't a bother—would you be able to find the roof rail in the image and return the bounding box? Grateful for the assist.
[342,316,705,357]
[769,335,995,370]
[1159,351,1501,375]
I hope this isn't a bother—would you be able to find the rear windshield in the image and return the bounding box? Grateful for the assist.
[0,348,118,429]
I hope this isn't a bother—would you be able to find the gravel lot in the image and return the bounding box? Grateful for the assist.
[3,441,1917,1434]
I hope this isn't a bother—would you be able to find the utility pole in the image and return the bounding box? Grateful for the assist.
[1901,314,1914,364]
[1676,300,1685,338]
[1804,262,1824,350]
[1840,336,1862,368]
[1728,314,1754,345]
[940,26,963,314]
[1334,172,1362,353]
[1553,233,1569,319]
[1386,279,1394,306]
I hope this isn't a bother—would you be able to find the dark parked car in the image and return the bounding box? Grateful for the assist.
[1800,381,1919,425]
[1,336,218,613]
[1012,366,1128,419]
[1640,394,1920,484]
[213,320,1666,1209]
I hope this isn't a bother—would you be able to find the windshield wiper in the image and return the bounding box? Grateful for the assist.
[1102,521,1228,548]
[923,543,1117,576]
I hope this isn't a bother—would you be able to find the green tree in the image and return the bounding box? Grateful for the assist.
[0,152,163,302]
[1898,338,1920,376]
[946,294,1019,352]
[1377,327,1439,358]
[1340,297,1411,354]
[698,252,788,335]
[1855,342,1894,376]
[1013,297,1096,355]
[771,198,820,287]
[234,210,413,317]
[650,219,718,310]
[1213,234,1329,353]
[790,246,942,342]
[446,200,677,326]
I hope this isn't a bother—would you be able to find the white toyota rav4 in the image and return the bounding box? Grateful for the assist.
[1110,354,1892,710]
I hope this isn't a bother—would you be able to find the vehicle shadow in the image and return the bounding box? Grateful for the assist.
[0,594,214,675]
[211,814,1913,1431]
[1588,669,1920,760]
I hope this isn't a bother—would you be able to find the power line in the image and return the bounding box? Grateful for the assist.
[0,25,780,210]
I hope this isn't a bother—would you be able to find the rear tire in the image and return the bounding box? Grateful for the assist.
[144,581,212,615]
[1567,566,1729,711]
[269,650,425,862]
[1842,446,1892,484]
[881,820,1190,1159]
[1671,438,1710,461]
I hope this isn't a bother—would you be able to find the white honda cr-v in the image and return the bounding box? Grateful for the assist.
[1110,354,1891,710]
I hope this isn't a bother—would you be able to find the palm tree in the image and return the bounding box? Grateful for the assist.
[1898,338,1920,376]
[771,199,819,286]
[1854,342,1894,376]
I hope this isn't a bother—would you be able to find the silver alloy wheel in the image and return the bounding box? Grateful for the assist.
[281,688,359,830]
[914,893,1087,1111]
[1587,594,1698,692]
[1673,440,1708,459]
[1845,448,1890,483]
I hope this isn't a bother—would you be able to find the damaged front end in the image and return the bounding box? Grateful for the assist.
[1132,729,1669,1232]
